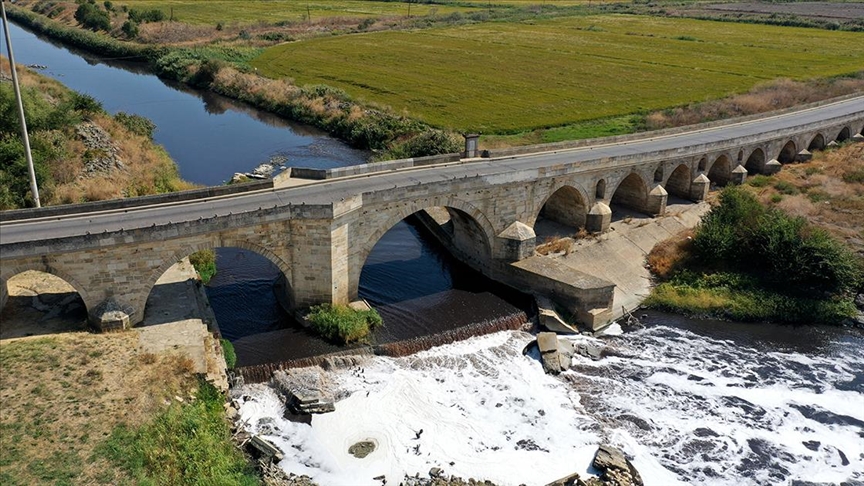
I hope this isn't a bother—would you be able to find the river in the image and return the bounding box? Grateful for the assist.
[8,19,864,485]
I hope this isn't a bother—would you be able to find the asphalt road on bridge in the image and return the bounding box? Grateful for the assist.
[1,96,862,246]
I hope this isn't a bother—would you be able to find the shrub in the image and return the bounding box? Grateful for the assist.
[219,339,236,369]
[306,304,382,344]
[121,19,139,39]
[128,8,165,23]
[74,3,111,32]
[189,249,217,284]
[190,58,227,88]
[691,185,862,297]
[114,112,156,139]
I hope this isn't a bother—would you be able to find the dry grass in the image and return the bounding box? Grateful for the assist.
[0,332,199,485]
[646,76,864,130]
[748,143,864,255]
[647,228,695,279]
[536,236,573,256]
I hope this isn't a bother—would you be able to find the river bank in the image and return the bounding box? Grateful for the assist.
[644,143,864,326]
[0,258,247,483]
[0,55,194,208]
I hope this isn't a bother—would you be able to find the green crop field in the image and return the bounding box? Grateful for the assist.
[117,0,478,25]
[252,15,864,133]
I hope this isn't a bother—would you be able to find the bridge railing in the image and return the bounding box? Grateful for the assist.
[0,179,273,222]
[482,93,864,159]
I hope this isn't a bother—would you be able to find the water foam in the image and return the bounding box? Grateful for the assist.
[236,325,864,485]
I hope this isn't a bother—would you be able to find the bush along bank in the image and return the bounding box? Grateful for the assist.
[644,186,863,325]
[5,5,463,161]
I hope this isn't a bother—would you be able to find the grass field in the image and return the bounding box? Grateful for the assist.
[252,14,864,132]
[117,0,479,24]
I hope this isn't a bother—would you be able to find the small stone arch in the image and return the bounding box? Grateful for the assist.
[778,140,797,164]
[664,164,691,199]
[653,166,664,183]
[744,148,766,174]
[707,154,733,186]
[610,172,649,215]
[595,179,606,199]
[836,126,851,143]
[808,133,826,152]
[535,184,589,232]
[697,157,708,172]
[0,263,92,317]
[737,150,744,163]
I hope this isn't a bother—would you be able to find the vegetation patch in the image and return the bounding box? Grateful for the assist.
[252,15,864,133]
[220,338,237,369]
[97,379,258,485]
[645,182,862,325]
[189,249,217,284]
[306,303,383,344]
[0,57,193,209]
[0,333,215,484]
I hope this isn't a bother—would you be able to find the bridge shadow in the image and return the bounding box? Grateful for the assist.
[140,279,207,327]
[0,291,88,340]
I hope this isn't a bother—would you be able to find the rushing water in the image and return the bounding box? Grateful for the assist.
[4,21,367,185]
[235,315,864,486]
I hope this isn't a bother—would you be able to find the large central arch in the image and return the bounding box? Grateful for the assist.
[352,198,495,301]
[707,154,733,186]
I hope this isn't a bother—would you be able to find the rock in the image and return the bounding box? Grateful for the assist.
[429,467,444,478]
[76,123,124,177]
[537,332,563,374]
[545,472,587,486]
[248,435,284,462]
[573,342,602,361]
[855,293,864,310]
[592,445,643,486]
[348,440,376,458]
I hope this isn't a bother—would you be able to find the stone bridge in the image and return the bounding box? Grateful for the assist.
[1,97,862,329]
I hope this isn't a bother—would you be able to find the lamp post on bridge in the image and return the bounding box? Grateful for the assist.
[1,0,41,207]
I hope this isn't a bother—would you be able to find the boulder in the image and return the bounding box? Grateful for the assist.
[592,445,643,486]
[574,342,602,361]
[558,338,574,371]
[248,435,284,462]
[537,332,563,374]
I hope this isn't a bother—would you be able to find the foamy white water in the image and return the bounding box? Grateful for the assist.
[235,325,864,485]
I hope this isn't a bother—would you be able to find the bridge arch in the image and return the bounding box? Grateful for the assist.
[808,133,826,152]
[0,264,92,332]
[352,198,495,301]
[836,126,851,143]
[610,172,649,216]
[533,183,590,238]
[707,154,733,186]
[137,239,294,320]
[697,157,708,172]
[664,164,692,199]
[778,140,798,164]
[595,179,607,199]
[744,147,766,174]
